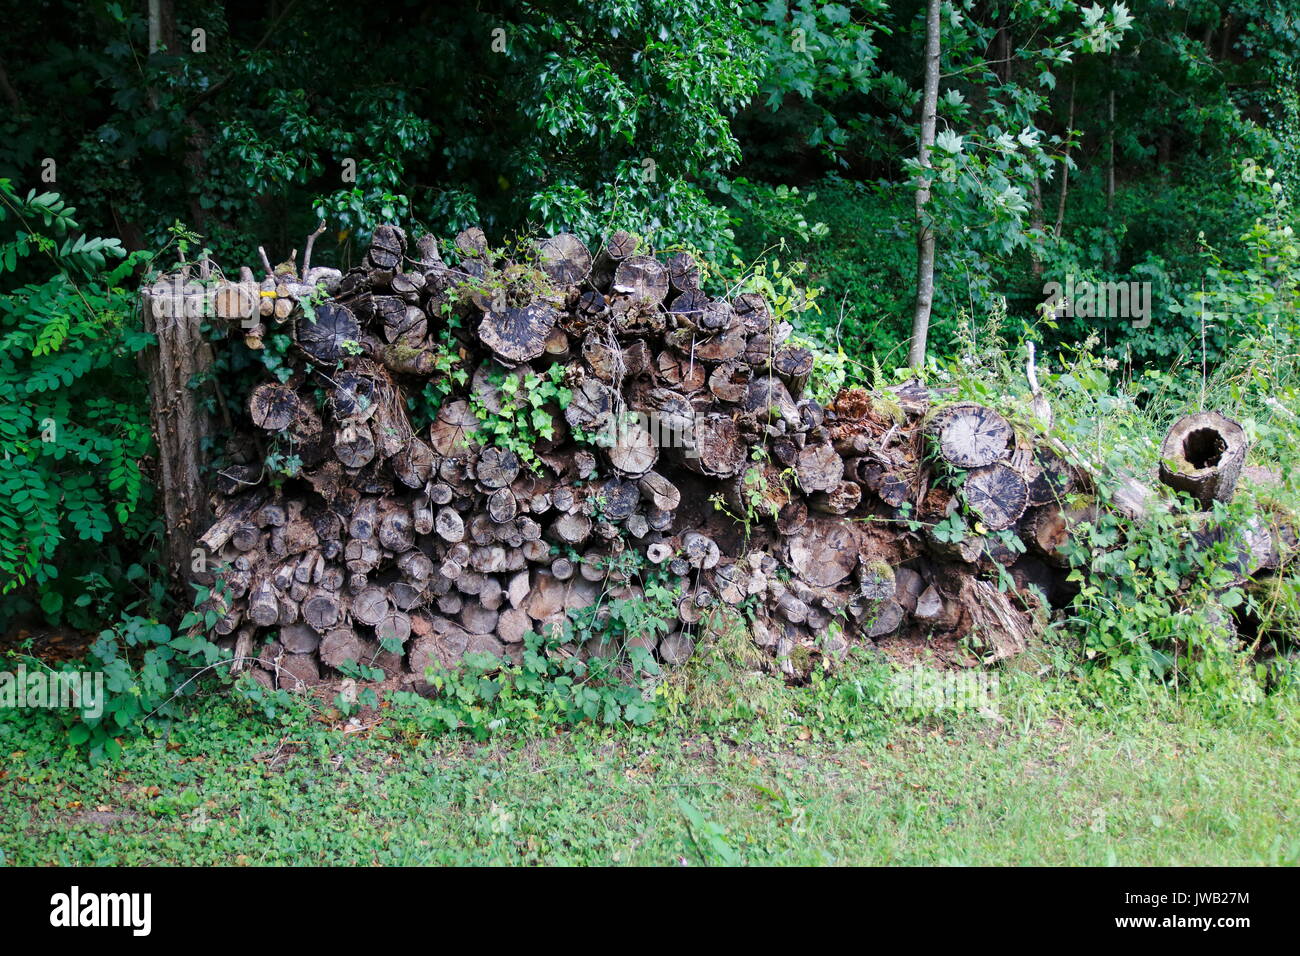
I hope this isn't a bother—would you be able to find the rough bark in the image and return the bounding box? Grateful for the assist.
[907,0,943,368]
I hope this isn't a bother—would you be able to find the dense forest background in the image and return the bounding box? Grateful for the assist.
[5,0,1297,360]
[2,0,1299,704]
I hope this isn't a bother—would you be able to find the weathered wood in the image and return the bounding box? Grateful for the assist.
[1158,411,1247,509]
[785,517,860,587]
[397,549,434,583]
[666,252,700,296]
[496,607,533,644]
[574,289,609,327]
[605,415,659,477]
[682,532,721,570]
[296,301,360,366]
[865,599,904,638]
[365,224,407,271]
[964,577,1044,662]
[186,226,1266,686]
[278,652,321,689]
[377,296,427,345]
[246,577,280,627]
[1021,502,1078,564]
[487,487,518,523]
[141,279,218,586]
[914,584,944,622]
[319,628,370,670]
[692,326,746,364]
[670,290,712,330]
[369,341,438,376]
[351,586,389,627]
[249,383,302,430]
[455,227,489,277]
[392,438,435,490]
[335,422,376,468]
[302,589,342,632]
[773,346,814,399]
[686,413,746,478]
[480,305,558,364]
[589,231,639,293]
[475,447,520,489]
[962,462,1029,531]
[795,442,844,494]
[776,499,808,536]
[537,233,593,287]
[550,511,593,546]
[596,477,640,522]
[637,471,682,513]
[461,602,499,635]
[612,255,669,305]
[429,399,479,457]
[378,505,415,552]
[1024,445,1075,506]
[926,402,1013,468]
[659,632,695,666]
[732,292,771,332]
[744,375,801,427]
[656,350,707,392]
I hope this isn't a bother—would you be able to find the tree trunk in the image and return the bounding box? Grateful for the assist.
[1106,88,1116,213]
[142,280,217,588]
[907,0,942,369]
[1030,178,1045,277]
[1054,77,1076,238]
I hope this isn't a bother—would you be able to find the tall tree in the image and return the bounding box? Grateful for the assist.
[908,0,942,368]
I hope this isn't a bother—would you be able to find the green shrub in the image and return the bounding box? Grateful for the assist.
[0,181,162,630]
[0,187,246,762]
[1062,490,1266,708]
[1035,159,1300,366]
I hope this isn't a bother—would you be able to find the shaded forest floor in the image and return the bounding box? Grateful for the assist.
[2,674,1297,866]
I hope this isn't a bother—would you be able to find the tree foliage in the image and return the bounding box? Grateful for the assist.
[0,180,159,628]
[0,0,766,264]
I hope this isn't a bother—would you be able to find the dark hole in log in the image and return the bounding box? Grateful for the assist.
[1184,428,1226,468]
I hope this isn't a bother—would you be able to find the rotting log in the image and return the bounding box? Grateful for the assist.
[142,274,218,586]
[1158,411,1247,509]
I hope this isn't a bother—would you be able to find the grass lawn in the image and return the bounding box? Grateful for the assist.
[3,667,1297,866]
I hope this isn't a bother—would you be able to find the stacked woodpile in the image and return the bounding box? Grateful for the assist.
[174,225,1290,690]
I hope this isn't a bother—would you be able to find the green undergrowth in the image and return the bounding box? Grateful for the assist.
[3,658,1297,866]
[886,288,1300,704]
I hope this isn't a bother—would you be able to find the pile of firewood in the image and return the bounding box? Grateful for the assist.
[168,225,1288,690]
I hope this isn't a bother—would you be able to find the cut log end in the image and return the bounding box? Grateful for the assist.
[1158,411,1248,509]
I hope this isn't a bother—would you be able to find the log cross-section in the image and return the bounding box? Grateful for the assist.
[1157,411,1247,509]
